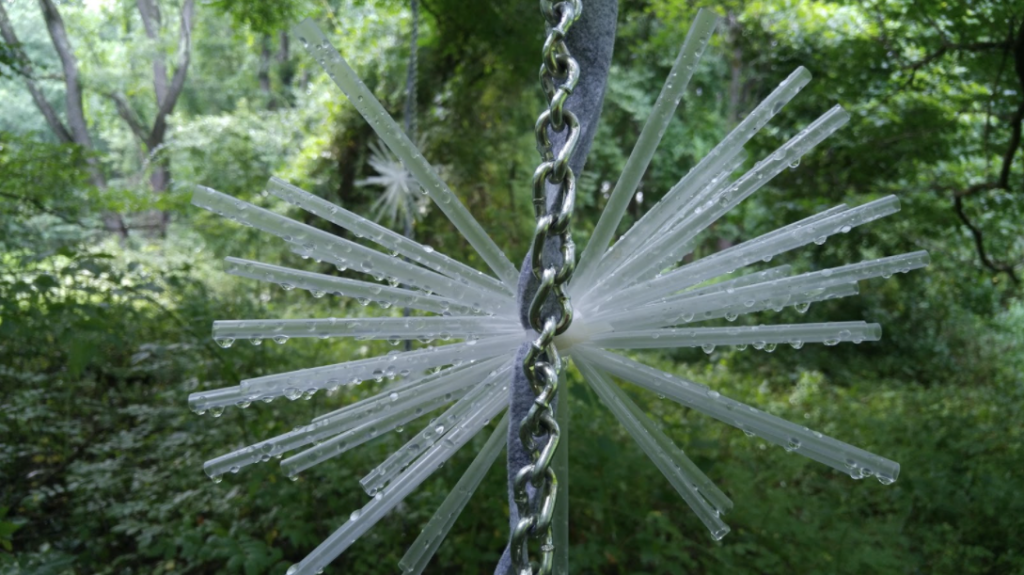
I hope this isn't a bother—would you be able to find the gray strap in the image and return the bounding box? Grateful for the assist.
[497,2,617,573]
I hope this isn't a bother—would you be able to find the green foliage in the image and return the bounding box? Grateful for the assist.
[0,0,1022,574]
[207,0,309,35]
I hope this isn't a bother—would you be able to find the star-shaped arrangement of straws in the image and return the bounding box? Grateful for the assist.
[189,12,928,575]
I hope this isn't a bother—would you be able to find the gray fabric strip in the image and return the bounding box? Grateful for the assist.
[496,2,617,573]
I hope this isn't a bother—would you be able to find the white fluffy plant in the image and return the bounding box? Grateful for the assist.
[188,11,927,575]
[355,138,430,231]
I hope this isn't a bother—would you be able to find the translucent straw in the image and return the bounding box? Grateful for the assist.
[657,265,793,304]
[632,202,853,295]
[603,106,851,287]
[632,200,882,303]
[360,363,510,496]
[201,358,506,480]
[238,333,523,399]
[576,360,730,539]
[573,346,900,484]
[577,150,750,301]
[292,20,518,288]
[279,390,459,478]
[309,358,504,424]
[212,316,520,343]
[192,186,509,309]
[576,8,720,285]
[584,361,732,515]
[591,321,882,351]
[267,177,512,297]
[672,283,860,327]
[282,386,508,575]
[576,65,812,288]
[398,412,509,575]
[224,257,480,316]
[601,251,930,328]
[591,171,738,295]
[606,196,907,311]
[188,386,246,416]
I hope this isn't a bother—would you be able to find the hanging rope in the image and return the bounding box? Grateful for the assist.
[509,2,582,574]
[403,0,418,146]
[401,0,419,350]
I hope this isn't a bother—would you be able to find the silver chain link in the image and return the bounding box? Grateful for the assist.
[510,2,582,574]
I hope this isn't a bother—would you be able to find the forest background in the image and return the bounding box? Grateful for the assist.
[1,0,1022,573]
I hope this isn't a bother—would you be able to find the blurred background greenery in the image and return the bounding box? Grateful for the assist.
[1,0,1022,573]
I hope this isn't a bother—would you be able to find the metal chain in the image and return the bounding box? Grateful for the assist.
[510,2,582,574]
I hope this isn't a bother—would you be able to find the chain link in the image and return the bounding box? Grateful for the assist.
[510,2,582,574]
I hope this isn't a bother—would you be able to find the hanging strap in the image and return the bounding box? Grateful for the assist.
[499,1,618,574]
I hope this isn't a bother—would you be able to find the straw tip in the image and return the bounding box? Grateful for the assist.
[693,7,723,24]
[710,525,731,541]
[291,18,325,45]
[189,184,214,206]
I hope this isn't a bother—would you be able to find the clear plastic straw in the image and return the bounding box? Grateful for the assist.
[576,360,730,539]
[224,257,478,316]
[654,265,794,305]
[212,316,520,343]
[608,196,907,311]
[585,203,848,313]
[292,20,519,288]
[576,65,812,288]
[267,177,512,297]
[631,203,852,296]
[591,321,882,351]
[601,251,930,328]
[280,385,467,478]
[192,185,509,309]
[673,283,860,327]
[238,333,523,399]
[309,358,503,424]
[398,412,509,575]
[282,385,508,575]
[582,359,731,514]
[576,8,720,285]
[573,346,899,484]
[605,106,851,286]
[360,363,510,496]
[279,391,459,478]
[188,386,245,416]
[584,159,749,297]
[578,149,748,301]
[201,358,505,480]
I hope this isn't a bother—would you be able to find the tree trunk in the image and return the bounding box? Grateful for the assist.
[259,34,272,96]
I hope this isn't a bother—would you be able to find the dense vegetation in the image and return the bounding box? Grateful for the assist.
[1,0,1021,574]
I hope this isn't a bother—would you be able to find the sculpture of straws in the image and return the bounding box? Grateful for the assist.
[188,9,927,575]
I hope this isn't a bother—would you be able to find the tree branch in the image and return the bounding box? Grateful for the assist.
[147,0,193,149]
[939,19,1024,286]
[953,195,1020,284]
[136,0,169,109]
[0,3,72,143]
[104,91,150,144]
[0,190,96,228]
[36,0,91,148]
